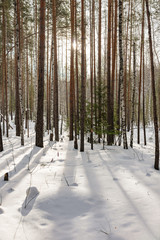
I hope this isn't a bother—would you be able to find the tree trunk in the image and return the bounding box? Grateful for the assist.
[75,0,79,137]
[137,0,145,144]
[80,0,86,152]
[145,0,159,170]
[65,18,69,120]
[130,42,136,148]
[98,0,101,143]
[2,1,9,138]
[90,0,94,150]
[36,0,45,147]
[14,0,20,137]
[53,0,59,142]
[107,0,112,145]
[0,123,3,152]
[119,0,128,149]
[16,0,24,146]
[69,0,75,141]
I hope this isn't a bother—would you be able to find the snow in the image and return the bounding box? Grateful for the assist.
[0,123,160,240]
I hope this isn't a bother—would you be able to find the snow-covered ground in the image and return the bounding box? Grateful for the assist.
[0,123,160,240]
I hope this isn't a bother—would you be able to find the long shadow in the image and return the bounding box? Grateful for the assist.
[0,146,43,200]
[0,138,55,190]
[31,141,113,240]
[97,150,158,240]
[106,146,160,198]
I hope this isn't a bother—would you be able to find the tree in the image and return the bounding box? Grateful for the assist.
[145,0,159,170]
[69,0,75,141]
[53,0,59,142]
[107,0,113,145]
[15,0,25,146]
[130,42,136,148]
[98,0,102,143]
[14,0,20,137]
[0,123,3,152]
[137,0,145,144]
[2,0,9,138]
[90,0,94,150]
[80,0,86,152]
[35,0,45,148]
[119,0,128,149]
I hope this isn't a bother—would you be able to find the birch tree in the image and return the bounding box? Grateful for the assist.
[119,0,128,149]
[16,0,24,145]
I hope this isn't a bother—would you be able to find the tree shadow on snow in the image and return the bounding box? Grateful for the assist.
[21,186,39,216]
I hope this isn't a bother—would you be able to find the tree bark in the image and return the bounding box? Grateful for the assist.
[53,0,59,141]
[107,0,112,145]
[80,0,86,152]
[36,0,45,147]
[0,121,3,152]
[137,0,145,144]
[98,0,101,143]
[16,0,24,146]
[14,0,20,137]
[2,1,9,138]
[119,0,128,149]
[69,0,75,141]
[145,0,159,170]
[130,42,136,148]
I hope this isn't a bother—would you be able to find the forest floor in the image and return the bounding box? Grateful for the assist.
[0,122,160,240]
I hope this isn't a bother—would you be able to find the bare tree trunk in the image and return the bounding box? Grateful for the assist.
[98,0,101,143]
[130,42,136,148]
[127,0,132,132]
[111,0,117,144]
[124,2,130,133]
[80,0,86,152]
[65,21,69,120]
[90,0,94,150]
[145,0,159,170]
[142,14,147,146]
[107,0,112,145]
[16,0,24,146]
[26,40,29,137]
[46,3,50,133]
[75,0,79,137]
[36,0,45,147]
[69,0,75,141]
[119,0,128,149]
[137,0,145,144]
[53,0,59,141]
[34,0,38,120]
[2,1,9,138]
[93,1,97,133]
[0,123,3,152]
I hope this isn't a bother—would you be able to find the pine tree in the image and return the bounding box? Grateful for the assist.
[80,0,86,152]
[36,0,45,148]
[69,0,75,141]
[53,0,59,142]
[145,0,159,170]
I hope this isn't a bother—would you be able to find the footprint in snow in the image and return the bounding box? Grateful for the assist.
[146,172,151,177]
[71,183,78,187]
[7,188,15,193]
[0,208,4,214]
[113,177,119,181]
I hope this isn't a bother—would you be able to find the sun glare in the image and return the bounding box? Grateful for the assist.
[73,40,77,50]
